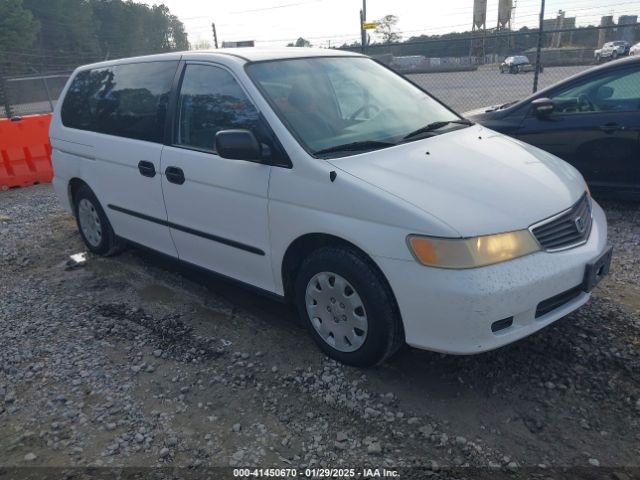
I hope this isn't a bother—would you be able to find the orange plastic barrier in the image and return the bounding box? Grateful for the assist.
[0,113,53,190]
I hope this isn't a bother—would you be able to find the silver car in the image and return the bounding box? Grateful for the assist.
[595,41,631,62]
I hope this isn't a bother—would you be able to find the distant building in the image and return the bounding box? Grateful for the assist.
[391,55,426,70]
[597,15,638,47]
[598,16,615,47]
[543,11,576,47]
[221,40,255,48]
[618,15,638,43]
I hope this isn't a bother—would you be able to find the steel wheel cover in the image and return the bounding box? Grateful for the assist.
[305,272,368,353]
[78,198,103,247]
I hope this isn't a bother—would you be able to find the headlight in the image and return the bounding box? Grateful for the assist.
[407,230,540,269]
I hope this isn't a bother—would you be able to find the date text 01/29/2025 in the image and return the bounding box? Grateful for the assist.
[232,468,400,478]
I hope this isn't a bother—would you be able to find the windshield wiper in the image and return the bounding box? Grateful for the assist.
[313,140,396,156]
[402,119,473,141]
[498,100,518,110]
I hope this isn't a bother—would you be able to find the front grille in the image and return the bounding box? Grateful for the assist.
[531,194,592,251]
[535,285,583,318]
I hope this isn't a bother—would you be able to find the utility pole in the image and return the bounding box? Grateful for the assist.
[360,10,365,53]
[211,23,219,49]
[533,0,545,93]
[360,0,367,54]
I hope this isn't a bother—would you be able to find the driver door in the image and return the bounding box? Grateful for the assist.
[160,63,276,291]
[517,64,640,192]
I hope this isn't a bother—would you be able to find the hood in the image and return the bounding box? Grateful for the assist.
[328,125,586,237]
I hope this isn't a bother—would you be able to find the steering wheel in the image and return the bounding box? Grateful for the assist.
[577,93,596,112]
[349,104,381,121]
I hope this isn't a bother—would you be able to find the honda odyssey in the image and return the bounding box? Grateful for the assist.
[50,48,611,366]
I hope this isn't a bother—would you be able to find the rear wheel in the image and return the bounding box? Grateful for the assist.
[294,246,404,367]
[74,184,124,256]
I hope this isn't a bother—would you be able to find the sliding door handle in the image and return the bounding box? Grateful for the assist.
[138,160,156,177]
[165,166,185,185]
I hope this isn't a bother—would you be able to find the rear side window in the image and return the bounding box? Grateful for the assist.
[61,61,178,143]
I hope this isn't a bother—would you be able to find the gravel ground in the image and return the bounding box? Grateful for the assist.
[0,184,639,477]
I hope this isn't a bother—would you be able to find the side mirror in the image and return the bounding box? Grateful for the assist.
[215,129,262,161]
[531,97,554,117]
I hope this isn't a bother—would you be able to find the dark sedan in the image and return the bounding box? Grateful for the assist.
[467,56,640,198]
[500,55,537,74]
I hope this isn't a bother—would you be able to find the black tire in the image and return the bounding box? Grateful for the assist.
[73,184,124,256]
[294,246,404,367]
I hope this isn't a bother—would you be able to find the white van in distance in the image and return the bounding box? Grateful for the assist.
[50,48,612,366]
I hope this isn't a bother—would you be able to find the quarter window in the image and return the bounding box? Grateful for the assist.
[61,61,178,142]
[175,64,260,152]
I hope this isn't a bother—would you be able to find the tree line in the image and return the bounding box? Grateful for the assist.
[0,0,189,75]
[339,22,640,58]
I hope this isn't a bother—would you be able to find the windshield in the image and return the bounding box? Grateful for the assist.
[246,57,462,157]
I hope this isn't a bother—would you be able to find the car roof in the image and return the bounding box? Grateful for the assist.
[75,47,362,71]
[190,47,361,62]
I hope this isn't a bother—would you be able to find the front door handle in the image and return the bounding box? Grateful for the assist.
[600,123,624,133]
[165,166,185,185]
[138,160,156,177]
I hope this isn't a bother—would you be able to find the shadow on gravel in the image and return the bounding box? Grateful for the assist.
[129,245,300,331]
[124,243,638,414]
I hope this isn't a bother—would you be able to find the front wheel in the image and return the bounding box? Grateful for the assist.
[294,246,404,367]
[74,184,124,256]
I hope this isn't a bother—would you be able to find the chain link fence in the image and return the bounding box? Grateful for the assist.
[1,24,638,118]
[0,72,71,118]
[348,24,640,112]
[0,62,587,119]
[405,63,592,113]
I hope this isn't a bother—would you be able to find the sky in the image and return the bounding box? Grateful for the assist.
[143,0,640,48]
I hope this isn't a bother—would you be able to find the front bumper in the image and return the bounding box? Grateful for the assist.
[375,201,609,354]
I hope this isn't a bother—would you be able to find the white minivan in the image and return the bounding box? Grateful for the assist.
[50,48,612,366]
